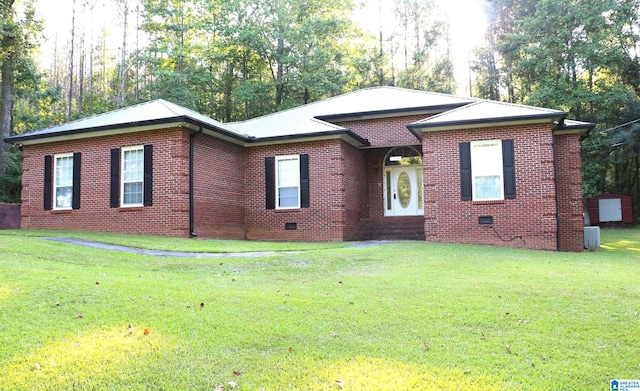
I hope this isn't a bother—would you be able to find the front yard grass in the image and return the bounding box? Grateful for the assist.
[0,229,351,252]
[0,228,638,390]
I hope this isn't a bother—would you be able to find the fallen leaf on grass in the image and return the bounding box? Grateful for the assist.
[233,370,241,376]
[143,328,150,335]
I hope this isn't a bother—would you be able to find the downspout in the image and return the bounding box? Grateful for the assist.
[189,126,203,237]
[552,131,561,251]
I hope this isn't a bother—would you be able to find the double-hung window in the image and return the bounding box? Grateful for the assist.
[54,153,74,209]
[110,145,153,208]
[460,139,515,201]
[44,152,81,211]
[265,154,310,210]
[471,140,504,201]
[122,146,144,206]
[276,155,300,209]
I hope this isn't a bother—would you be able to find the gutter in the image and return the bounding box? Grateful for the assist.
[189,126,203,237]
[407,113,566,131]
[552,134,561,251]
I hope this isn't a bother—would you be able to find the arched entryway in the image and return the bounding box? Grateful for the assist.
[383,146,423,216]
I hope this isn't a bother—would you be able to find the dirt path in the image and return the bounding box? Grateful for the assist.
[45,237,390,258]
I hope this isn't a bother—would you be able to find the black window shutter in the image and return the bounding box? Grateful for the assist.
[72,152,81,209]
[300,154,310,208]
[110,148,120,208]
[44,155,52,210]
[459,142,472,201]
[265,157,275,209]
[502,139,516,199]
[143,144,153,206]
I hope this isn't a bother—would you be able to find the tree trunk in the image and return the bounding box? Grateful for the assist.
[67,0,76,121]
[135,2,140,101]
[117,0,128,107]
[0,51,14,175]
[275,34,284,107]
[378,0,384,86]
[0,0,16,175]
[78,41,84,115]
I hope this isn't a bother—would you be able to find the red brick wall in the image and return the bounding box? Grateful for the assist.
[341,141,368,240]
[20,128,192,236]
[192,134,246,239]
[422,124,558,251]
[244,139,349,241]
[555,133,584,251]
[334,115,426,147]
[366,149,390,220]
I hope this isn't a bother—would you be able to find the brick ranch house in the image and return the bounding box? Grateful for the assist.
[4,87,594,251]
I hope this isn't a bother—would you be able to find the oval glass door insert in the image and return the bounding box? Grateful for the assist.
[398,171,411,208]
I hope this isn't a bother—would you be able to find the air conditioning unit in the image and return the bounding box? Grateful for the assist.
[584,226,600,250]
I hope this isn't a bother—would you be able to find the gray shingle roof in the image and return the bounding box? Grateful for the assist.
[5,99,242,143]
[229,87,474,138]
[408,100,568,130]
[4,87,593,145]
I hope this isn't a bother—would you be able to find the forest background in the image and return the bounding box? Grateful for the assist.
[0,0,638,222]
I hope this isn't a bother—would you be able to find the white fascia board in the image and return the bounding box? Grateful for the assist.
[18,122,187,145]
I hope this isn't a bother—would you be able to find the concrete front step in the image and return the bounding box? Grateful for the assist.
[353,216,425,241]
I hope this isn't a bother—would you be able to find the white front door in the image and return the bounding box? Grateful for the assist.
[385,166,423,216]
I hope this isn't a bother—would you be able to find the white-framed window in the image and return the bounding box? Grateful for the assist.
[276,155,300,209]
[54,153,74,209]
[471,140,504,201]
[121,146,144,206]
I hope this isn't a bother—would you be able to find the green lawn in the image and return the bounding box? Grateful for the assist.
[0,228,638,390]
